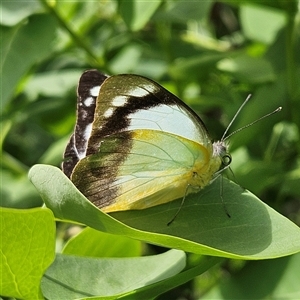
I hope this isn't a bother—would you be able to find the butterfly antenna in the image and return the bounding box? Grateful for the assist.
[223,106,282,141]
[221,94,252,141]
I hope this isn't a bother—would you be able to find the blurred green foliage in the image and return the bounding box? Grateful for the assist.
[1,0,300,299]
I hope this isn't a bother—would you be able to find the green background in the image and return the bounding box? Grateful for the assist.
[1,1,300,299]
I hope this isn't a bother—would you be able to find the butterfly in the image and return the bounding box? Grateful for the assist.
[63,69,280,215]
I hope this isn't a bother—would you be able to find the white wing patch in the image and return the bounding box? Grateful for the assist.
[104,108,114,118]
[129,84,156,97]
[112,96,128,107]
[90,85,101,97]
[78,123,93,159]
[127,104,208,145]
[84,97,94,107]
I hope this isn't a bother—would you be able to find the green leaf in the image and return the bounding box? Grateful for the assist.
[202,253,300,299]
[109,44,143,74]
[228,73,285,151]
[240,4,287,44]
[169,53,228,80]
[29,164,300,260]
[217,55,276,84]
[63,227,142,258]
[39,136,72,167]
[229,148,282,195]
[161,0,213,22]
[280,161,300,198]
[0,207,55,299]
[0,0,42,26]
[23,69,82,100]
[114,256,222,300]
[41,249,185,299]
[118,0,162,31]
[1,169,42,208]
[1,14,57,111]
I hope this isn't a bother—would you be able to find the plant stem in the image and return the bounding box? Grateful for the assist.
[39,0,105,68]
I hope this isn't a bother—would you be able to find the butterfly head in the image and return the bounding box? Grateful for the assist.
[212,140,231,171]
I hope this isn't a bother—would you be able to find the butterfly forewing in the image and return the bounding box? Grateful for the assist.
[86,74,212,156]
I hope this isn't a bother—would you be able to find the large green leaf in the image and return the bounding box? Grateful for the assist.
[41,249,185,299]
[0,0,42,26]
[240,3,287,44]
[1,169,42,208]
[167,0,213,22]
[75,255,222,300]
[202,252,300,299]
[63,227,142,258]
[154,0,213,23]
[29,164,300,259]
[169,53,229,80]
[0,207,55,299]
[1,14,57,110]
[23,69,81,100]
[217,54,276,84]
[118,0,162,31]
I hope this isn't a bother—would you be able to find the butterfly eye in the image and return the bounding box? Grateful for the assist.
[222,154,232,166]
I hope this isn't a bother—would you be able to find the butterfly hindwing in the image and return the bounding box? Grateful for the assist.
[71,129,213,211]
[63,70,108,177]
